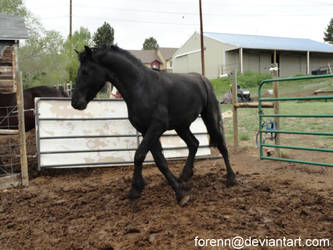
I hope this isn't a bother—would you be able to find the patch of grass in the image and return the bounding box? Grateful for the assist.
[210,72,272,99]
[210,77,231,99]
[240,133,250,141]
[237,72,272,88]
[211,72,333,100]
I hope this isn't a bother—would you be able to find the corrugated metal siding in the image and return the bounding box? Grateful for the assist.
[244,53,259,72]
[258,54,271,73]
[280,55,303,76]
[310,54,333,72]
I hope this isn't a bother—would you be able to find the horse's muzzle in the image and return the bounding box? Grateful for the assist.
[71,97,87,110]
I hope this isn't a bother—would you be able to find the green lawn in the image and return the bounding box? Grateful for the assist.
[210,72,333,100]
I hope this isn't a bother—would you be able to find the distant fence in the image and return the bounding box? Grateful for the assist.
[54,81,73,96]
[0,72,28,189]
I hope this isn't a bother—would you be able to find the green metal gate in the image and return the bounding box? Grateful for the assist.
[258,74,333,167]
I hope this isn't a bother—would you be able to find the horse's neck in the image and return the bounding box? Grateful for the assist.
[102,52,145,102]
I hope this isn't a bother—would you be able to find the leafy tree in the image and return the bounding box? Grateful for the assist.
[1,0,64,87]
[324,18,333,44]
[0,0,42,35]
[19,30,67,87]
[142,37,159,50]
[93,22,114,47]
[0,0,28,16]
[64,27,93,82]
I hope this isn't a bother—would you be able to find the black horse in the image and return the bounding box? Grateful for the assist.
[0,86,68,132]
[72,45,237,206]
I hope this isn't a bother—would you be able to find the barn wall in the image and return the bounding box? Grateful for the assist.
[204,36,236,78]
[173,33,237,79]
[310,53,333,73]
[279,53,307,77]
[227,50,272,75]
[243,51,271,73]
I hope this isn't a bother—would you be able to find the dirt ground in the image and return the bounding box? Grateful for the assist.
[0,141,332,249]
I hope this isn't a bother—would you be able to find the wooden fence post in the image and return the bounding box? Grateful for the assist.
[106,81,112,98]
[16,71,29,187]
[232,70,239,149]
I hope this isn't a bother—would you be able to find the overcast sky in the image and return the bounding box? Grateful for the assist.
[25,0,333,50]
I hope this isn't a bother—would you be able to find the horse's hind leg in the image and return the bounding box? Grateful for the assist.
[201,112,237,187]
[176,127,199,182]
[150,140,190,206]
[216,133,237,186]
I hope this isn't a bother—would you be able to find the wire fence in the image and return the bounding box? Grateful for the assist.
[0,104,37,180]
[0,105,20,176]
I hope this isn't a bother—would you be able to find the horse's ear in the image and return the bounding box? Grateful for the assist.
[84,46,92,58]
[74,49,79,55]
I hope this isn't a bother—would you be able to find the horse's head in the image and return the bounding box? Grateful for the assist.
[71,46,107,110]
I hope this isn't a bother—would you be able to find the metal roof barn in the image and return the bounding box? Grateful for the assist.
[173,32,333,78]
[204,32,333,53]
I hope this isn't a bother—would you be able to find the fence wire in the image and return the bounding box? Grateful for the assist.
[0,105,37,177]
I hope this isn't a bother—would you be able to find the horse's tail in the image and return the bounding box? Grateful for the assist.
[200,76,225,147]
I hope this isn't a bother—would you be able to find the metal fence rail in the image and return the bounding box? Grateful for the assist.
[258,73,333,167]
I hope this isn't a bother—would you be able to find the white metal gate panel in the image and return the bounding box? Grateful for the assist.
[35,98,212,169]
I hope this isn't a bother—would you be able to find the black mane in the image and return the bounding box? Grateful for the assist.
[80,45,146,69]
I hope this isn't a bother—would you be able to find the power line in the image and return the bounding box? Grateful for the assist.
[72,15,199,26]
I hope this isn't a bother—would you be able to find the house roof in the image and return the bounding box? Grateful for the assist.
[0,14,29,40]
[129,50,161,64]
[159,47,178,60]
[204,32,333,53]
[129,47,177,64]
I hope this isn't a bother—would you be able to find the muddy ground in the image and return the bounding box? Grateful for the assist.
[0,143,332,249]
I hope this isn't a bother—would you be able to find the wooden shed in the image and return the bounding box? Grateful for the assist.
[0,14,29,93]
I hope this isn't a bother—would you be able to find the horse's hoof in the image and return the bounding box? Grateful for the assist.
[178,194,190,207]
[226,177,237,187]
[126,189,141,200]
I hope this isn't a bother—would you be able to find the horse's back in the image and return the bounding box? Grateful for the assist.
[153,71,210,128]
[27,86,68,98]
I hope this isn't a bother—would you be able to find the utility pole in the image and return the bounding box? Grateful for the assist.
[199,0,205,76]
[69,0,73,81]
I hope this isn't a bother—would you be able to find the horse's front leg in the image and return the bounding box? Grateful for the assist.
[150,140,190,206]
[127,122,165,199]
